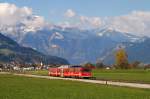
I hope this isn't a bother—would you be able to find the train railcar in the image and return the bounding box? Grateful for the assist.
[48,65,92,78]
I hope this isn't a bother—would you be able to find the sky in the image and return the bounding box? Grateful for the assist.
[0,0,150,23]
[0,0,150,37]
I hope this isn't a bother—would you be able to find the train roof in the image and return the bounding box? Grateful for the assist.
[58,65,82,68]
[70,65,82,68]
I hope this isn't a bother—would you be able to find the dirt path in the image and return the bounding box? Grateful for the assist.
[13,74,150,89]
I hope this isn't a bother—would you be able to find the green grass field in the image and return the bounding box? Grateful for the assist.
[25,70,48,76]
[0,74,150,99]
[25,69,150,83]
[93,69,150,83]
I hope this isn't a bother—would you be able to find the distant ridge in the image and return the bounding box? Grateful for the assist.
[0,33,69,65]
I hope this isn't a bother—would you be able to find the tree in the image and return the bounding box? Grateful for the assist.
[96,60,105,69]
[32,64,38,70]
[83,62,95,69]
[144,64,150,70]
[130,61,141,68]
[115,47,129,69]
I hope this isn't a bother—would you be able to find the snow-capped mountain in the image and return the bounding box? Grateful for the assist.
[94,28,142,43]
[1,26,146,64]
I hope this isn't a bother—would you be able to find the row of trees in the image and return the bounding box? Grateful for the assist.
[83,62,105,69]
[83,46,147,69]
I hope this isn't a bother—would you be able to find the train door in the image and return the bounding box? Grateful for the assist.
[61,68,64,77]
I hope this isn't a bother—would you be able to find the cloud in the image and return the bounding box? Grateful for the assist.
[79,16,103,29]
[62,10,103,29]
[107,11,150,36]
[0,3,46,35]
[90,17,102,27]
[22,16,46,32]
[62,9,150,36]
[59,15,103,29]
[64,10,150,36]
[0,3,32,25]
[64,9,76,18]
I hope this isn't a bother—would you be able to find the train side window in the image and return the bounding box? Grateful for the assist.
[82,68,91,72]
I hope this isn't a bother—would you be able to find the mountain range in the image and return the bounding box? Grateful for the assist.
[0,33,69,64]
[1,26,150,64]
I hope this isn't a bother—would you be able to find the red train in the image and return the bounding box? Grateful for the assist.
[48,65,92,78]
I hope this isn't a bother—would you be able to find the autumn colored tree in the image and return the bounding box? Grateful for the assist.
[115,47,129,69]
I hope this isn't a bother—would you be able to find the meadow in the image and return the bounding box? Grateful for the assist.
[93,69,150,83]
[25,70,48,76]
[0,74,150,99]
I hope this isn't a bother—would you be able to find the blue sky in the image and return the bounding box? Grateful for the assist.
[0,0,150,23]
